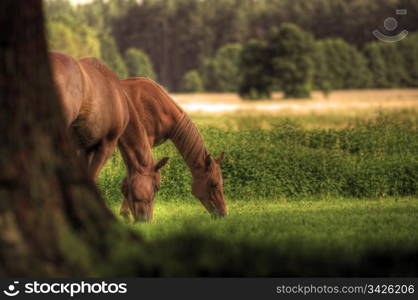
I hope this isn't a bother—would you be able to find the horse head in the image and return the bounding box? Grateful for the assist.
[121,157,169,222]
[191,152,227,218]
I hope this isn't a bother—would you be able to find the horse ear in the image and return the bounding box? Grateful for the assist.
[215,152,225,164]
[155,157,170,171]
[205,154,212,170]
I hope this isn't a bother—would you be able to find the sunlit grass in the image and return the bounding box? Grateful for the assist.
[106,197,418,276]
[110,197,418,251]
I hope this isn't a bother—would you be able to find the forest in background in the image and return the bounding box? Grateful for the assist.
[44,0,418,94]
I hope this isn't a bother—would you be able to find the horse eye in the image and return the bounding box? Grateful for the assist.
[211,183,218,188]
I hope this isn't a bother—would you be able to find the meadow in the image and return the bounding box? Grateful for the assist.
[97,104,418,276]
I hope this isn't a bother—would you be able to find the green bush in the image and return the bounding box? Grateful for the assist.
[99,112,418,202]
[200,43,243,92]
[270,23,315,98]
[124,48,156,79]
[312,41,332,96]
[380,43,409,88]
[363,41,408,88]
[238,39,273,100]
[180,70,204,93]
[200,59,217,92]
[397,32,418,87]
[314,38,372,90]
[98,34,127,78]
[363,42,390,88]
[176,116,417,199]
[47,21,101,59]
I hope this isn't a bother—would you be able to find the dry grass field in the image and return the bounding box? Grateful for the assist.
[171,89,418,130]
[173,89,418,115]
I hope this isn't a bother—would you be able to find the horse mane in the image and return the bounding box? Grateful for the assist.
[131,100,154,168]
[171,113,208,168]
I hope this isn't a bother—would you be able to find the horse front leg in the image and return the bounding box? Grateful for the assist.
[119,196,132,222]
[119,177,132,222]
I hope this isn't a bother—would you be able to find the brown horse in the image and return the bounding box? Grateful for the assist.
[51,51,128,179]
[117,92,169,222]
[120,77,227,219]
[50,52,167,222]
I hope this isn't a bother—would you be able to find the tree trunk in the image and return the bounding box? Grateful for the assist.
[0,0,136,276]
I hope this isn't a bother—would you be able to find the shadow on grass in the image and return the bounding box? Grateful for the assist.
[112,233,417,277]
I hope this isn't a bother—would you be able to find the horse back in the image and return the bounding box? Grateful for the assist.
[76,57,129,146]
[50,51,84,126]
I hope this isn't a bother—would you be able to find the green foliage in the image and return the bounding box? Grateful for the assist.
[124,48,156,79]
[238,40,273,100]
[44,0,77,26]
[363,42,390,88]
[98,34,127,78]
[180,70,204,93]
[313,38,372,90]
[77,0,136,32]
[363,41,408,88]
[99,111,418,203]
[44,0,418,92]
[270,23,314,98]
[381,43,409,88]
[110,0,418,91]
[201,43,243,92]
[312,41,332,96]
[199,59,217,92]
[397,32,418,87]
[46,21,101,58]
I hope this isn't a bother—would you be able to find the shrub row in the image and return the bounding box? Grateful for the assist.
[98,113,418,202]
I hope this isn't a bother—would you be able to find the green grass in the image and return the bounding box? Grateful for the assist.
[97,110,418,276]
[106,197,418,276]
[116,198,418,249]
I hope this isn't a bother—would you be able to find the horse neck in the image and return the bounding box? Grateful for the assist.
[170,114,209,175]
[142,80,184,147]
[118,98,154,175]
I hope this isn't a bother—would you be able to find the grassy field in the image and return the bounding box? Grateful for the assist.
[97,101,418,276]
[106,198,417,276]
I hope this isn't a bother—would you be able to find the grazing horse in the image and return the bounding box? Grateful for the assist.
[50,52,167,222]
[118,93,169,222]
[120,77,227,219]
[51,51,128,179]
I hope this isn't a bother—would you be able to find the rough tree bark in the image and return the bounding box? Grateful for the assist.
[0,0,138,276]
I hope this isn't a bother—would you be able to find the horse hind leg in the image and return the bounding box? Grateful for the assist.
[87,138,118,180]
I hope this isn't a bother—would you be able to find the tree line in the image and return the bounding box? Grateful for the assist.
[44,0,418,95]
[238,25,418,99]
